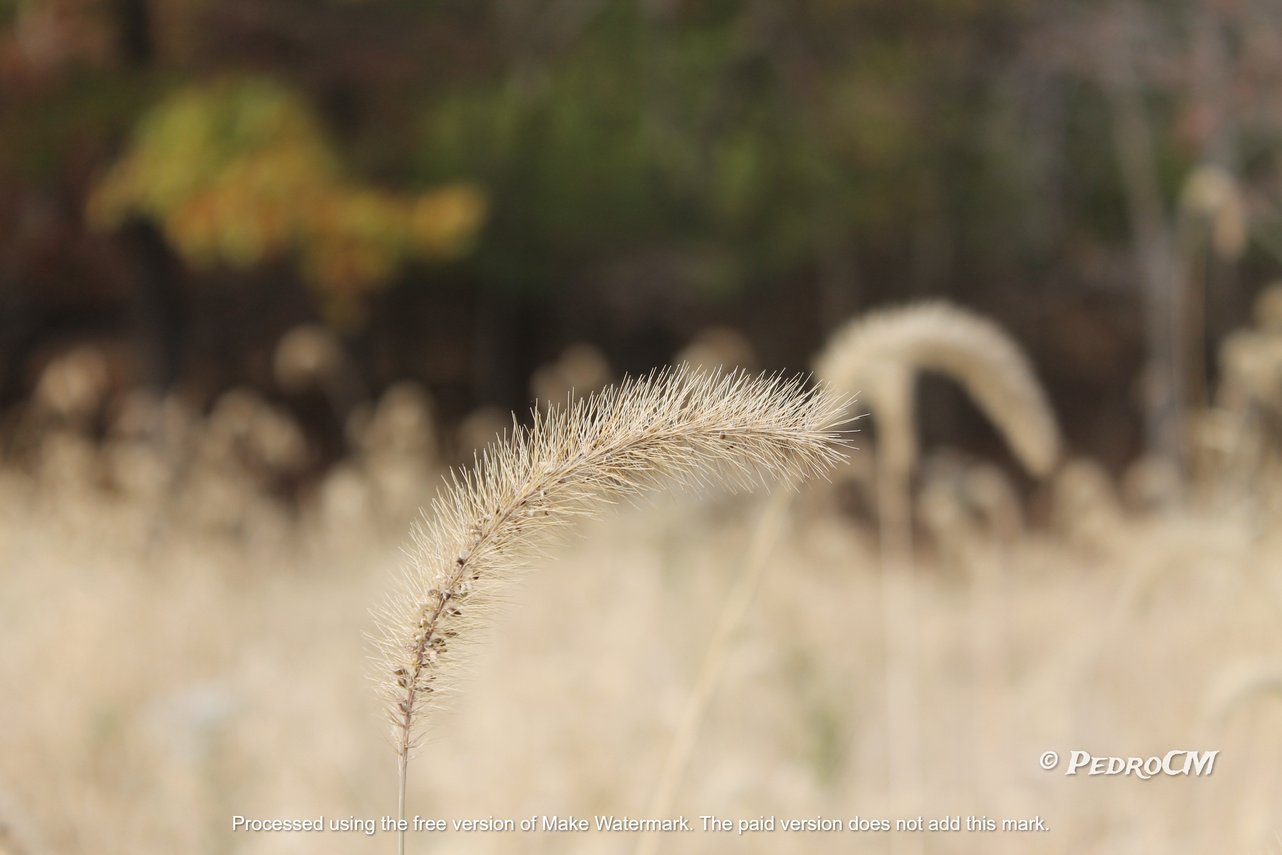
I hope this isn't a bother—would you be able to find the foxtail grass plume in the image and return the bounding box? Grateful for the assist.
[273,324,346,394]
[371,366,852,847]
[1254,283,1282,334]
[1179,163,1247,261]
[34,345,110,426]
[676,326,758,374]
[374,366,850,749]
[529,343,612,409]
[815,301,1060,482]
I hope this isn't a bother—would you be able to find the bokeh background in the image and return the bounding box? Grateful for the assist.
[3,1,1282,853]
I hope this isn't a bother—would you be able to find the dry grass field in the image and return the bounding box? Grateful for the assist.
[3,368,1281,855]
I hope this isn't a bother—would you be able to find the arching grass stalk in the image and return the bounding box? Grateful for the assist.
[370,366,853,853]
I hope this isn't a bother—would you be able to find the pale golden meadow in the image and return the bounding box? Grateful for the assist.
[3,336,1282,854]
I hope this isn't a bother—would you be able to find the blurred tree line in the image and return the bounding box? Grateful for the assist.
[3,0,1282,467]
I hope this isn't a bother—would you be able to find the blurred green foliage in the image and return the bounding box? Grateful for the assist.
[398,1,1062,303]
[89,77,487,324]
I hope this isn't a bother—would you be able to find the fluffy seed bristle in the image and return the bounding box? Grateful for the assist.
[814,301,1061,478]
[371,365,853,757]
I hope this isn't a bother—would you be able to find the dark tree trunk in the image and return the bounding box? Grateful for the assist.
[124,219,184,394]
[114,0,154,66]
